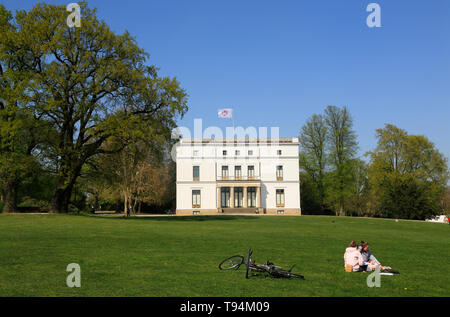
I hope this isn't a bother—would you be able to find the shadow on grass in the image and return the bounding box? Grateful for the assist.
[78,214,260,222]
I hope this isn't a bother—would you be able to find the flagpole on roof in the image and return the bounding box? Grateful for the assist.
[232,108,235,133]
[217,108,234,140]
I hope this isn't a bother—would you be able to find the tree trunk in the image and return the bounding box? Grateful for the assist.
[50,186,72,213]
[123,193,128,216]
[50,161,82,213]
[339,204,345,216]
[50,174,78,213]
[93,194,99,213]
[2,179,19,213]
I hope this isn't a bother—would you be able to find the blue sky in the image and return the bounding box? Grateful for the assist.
[5,0,450,161]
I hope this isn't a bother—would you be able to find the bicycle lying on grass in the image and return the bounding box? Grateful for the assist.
[219,248,305,279]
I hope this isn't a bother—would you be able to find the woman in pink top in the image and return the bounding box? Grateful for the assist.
[344,241,364,272]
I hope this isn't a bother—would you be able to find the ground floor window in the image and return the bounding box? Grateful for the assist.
[234,187,243,207]
[221,187,230,208]
[192,190,201,208]
[276,189,285,207]
[247,187,256,207]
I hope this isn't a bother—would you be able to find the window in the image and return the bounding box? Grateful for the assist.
[221,166,229,179]
[277,150,282,155]
[193,211,200,215]
[223,150,227,156]
[247,187,256,208]
[193,166,199,181]
[221,187,230,208]
[235,150,240,156]
[235,166,242,179]
[234,187,243,208]
[248,165,255,179]
[193,150,199,156]
[276,165,283,180]
[248,150,253,156]
[192,190,201,208]
[276,189,285,207]
[277,210,284,215]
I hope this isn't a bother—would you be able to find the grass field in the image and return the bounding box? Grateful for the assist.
[0,214,448,297]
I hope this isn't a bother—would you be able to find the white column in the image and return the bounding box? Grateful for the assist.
[256,186,261,209]
[243,186,247,208]
[217,186,221,211]
[230,186,234,208]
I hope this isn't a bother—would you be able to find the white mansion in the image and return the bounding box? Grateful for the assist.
[175,138,301,215]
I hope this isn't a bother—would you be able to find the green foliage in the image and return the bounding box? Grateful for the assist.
[299,114,327,210]
[17,197,50,212]
[299,109,449,219]
[299,106,359,215]
[0,2,188,213]
[368,124,449,220]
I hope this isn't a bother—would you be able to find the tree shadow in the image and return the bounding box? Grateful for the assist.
[79,214,261,222]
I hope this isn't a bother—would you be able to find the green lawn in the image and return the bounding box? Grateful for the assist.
[0,214,448,297]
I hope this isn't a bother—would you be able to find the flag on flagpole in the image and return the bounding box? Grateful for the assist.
[218,108,233,118]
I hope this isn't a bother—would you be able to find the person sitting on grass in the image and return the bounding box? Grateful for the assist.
[358,241,383,272]
[344,241,364,272]
[344,241,379,272]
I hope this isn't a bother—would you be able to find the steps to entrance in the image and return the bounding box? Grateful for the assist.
[221,208,260,214]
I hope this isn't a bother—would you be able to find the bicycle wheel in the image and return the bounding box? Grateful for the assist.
[219,255,244,270]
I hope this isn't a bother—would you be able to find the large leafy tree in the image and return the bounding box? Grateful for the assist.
[1,2,187,213]
[0,5,51,212]
[344,159,370,216]
[299,114,328,211]
[367,124,449,219]
[324,105,358,216]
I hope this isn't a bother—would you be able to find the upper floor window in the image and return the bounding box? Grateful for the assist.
[276,165,283,180]
[193,166,199,181]
[248,150,253,156]
[235,150,240,156]
[235,166,242,179]
[223,150,227,156]
[193,150,199,156]
[277,150,282,155]
[222,166,229,178]
[248,165,255,178]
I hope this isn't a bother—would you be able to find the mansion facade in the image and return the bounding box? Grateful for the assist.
[175,138,301,215]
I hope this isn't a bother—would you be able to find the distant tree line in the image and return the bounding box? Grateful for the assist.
[0,3,187,214]
[299,106,450,220]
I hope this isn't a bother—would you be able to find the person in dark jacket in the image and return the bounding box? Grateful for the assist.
[358,241,383,271]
